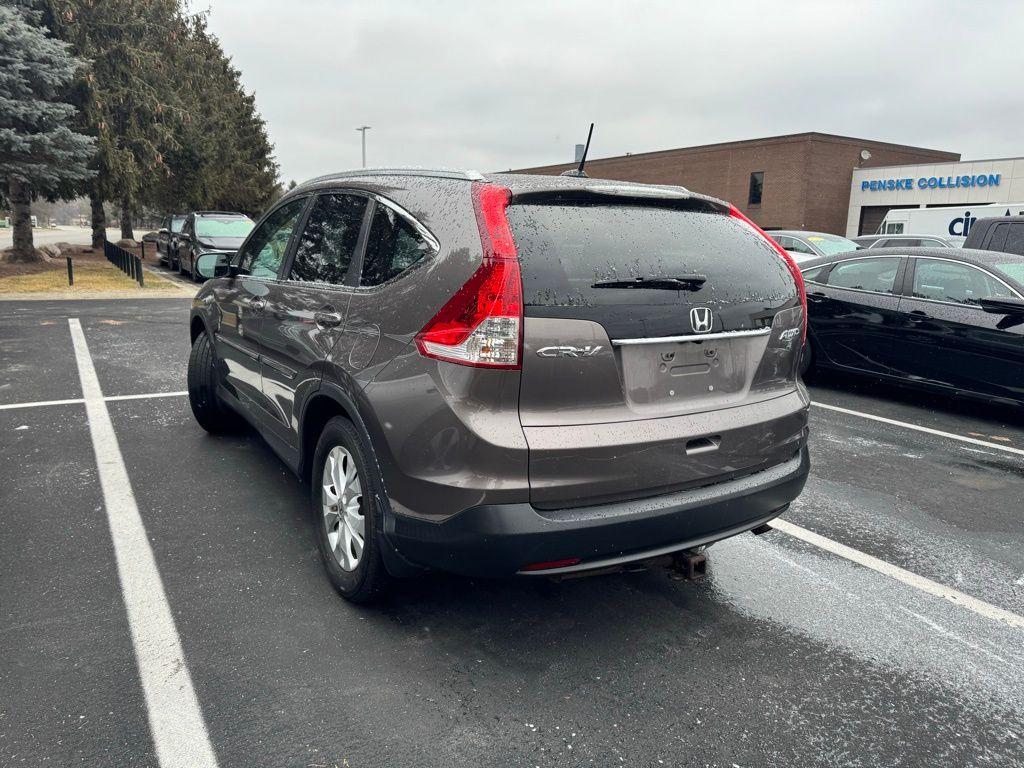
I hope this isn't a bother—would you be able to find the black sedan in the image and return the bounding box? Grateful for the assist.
[174,211,254,280]
[800,247,1024,406]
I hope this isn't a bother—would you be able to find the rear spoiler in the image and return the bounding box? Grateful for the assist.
[509,185,729,213]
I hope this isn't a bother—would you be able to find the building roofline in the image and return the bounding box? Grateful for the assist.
[852,155,1024,173]
[514,131,959,173]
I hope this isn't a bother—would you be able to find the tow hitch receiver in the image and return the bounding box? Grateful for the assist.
[672,549,708,581]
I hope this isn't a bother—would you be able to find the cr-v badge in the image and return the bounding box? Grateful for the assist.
[536,345,604,358]
[690,306,713,333]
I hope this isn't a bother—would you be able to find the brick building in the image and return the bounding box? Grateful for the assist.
[513,132,959,236]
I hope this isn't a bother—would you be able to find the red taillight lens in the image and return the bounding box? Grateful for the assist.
[415,183,523,368]
[728,205,807,344]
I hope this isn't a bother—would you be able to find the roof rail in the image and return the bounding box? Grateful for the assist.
[301,167,486,186]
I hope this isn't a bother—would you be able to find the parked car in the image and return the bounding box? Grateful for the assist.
[852,233,964,249]
[800,247,1024,405]
[156,214,186,263]
[768,230,859,263]
[962,215,1024,257]
[174,211,254,280]
[186,169,810,602]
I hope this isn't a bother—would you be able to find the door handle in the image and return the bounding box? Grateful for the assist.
[314,310,343,329]
[908,310,928,323]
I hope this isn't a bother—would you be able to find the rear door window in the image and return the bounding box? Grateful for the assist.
[288,194,367,285]
[826,257,900,294]
[912,258,1015,304]
[983,223,1008,251]
[787,238,816,255]
[508,201,793,339]
[360,203,435,286]
[1004,224,1024,256]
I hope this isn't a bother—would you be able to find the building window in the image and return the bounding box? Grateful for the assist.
[748,172,764,206]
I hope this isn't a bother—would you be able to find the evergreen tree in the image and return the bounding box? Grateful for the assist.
[46,0,185,244]
[0,1,94,261]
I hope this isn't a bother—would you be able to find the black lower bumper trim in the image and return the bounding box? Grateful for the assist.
[383,447,810,578]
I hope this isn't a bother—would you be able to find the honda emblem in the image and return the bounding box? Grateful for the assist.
[689,306,713,333]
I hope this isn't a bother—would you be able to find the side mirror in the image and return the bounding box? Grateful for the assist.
[980,297,1024,315]
[195,253,234,280]
[158,228,169,235]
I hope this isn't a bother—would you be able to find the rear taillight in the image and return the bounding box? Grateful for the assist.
[415,183,523,368]
[728,205,807,344]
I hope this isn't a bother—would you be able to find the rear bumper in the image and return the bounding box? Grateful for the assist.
[383,445,809,577]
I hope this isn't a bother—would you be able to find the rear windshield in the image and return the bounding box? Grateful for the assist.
[195,216,254,238]
[508,202,795,337]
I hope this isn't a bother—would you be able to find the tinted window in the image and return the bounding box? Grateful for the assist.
[827,258,899,294]
[984,223,1008,252]
[882,238,921,248]
[360,203,434,286]
[508,202,793,341]
[748,172,763,206]
[912,258,1014,304]
[919,239,947,248]
[237,199,306,279]
[289,194,367,285]
[802,265,828,283]
[1004,224,1024,256]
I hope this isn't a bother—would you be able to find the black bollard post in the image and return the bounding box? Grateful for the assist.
[66,256,73,286]
[135,256,144,287]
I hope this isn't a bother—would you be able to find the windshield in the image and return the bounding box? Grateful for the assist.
[994,262,1024,286]
[805,233,859,256]
[195,216,254,239]
[170,217,186,233]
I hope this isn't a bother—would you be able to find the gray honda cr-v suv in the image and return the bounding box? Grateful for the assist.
[187,168,810,602]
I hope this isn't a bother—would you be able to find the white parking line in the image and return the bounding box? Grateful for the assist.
[0,396,85,410]
[105,390,188,402]
[811,400,1024,457]
[772,518,1024,631]
[0,391,187,411]
[68,319,218,768]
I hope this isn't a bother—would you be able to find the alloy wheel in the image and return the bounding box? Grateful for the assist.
[321,446,365,572]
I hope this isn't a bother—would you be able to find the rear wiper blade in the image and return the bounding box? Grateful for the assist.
[592,275,707,291]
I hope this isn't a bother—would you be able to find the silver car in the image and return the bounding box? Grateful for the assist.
[769,230,860,263]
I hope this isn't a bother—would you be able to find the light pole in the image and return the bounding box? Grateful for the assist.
[356,126,371,168]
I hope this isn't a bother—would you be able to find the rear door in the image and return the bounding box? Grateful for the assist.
[897,256,1024,398]
[258,192,368,448]
[809,256,905,374]
[508,199,806,506]
[333,197,439,387]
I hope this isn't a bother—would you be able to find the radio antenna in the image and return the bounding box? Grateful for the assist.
[560,123,594,177]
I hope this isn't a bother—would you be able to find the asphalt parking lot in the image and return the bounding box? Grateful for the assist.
[2,297,1023,768]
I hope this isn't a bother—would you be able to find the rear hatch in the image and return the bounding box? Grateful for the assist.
[508,194,805,507]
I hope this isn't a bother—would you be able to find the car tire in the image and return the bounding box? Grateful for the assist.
[311,417,389,604]
[187,333,241,433]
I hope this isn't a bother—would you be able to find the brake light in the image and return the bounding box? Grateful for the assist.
[415,183,523,368]
[728,205,807,343]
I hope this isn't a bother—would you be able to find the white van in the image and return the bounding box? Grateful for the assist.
[878,203,1024,238]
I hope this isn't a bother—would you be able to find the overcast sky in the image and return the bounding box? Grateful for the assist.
[205,0,1024,185]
